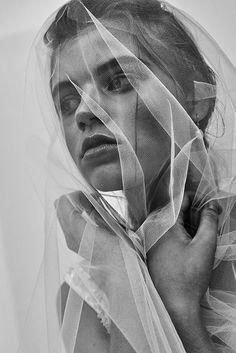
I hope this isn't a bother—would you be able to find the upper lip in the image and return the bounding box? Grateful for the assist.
[81,134,117,157]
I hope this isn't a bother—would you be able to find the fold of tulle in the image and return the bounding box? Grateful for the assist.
[18,1,236,352]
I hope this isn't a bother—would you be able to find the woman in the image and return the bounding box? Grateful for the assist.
[20,0,236,352]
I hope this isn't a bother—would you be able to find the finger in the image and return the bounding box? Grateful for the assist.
[77,191,94,214]
[175,192,193,242]
[172,192,200,243]
[54,193,86,252]
[177,191,204,238]
[55,192,83,223]
[56,192,113,234]
[55,191,97,225]
[192,201,219,249]
[78,192,113,231]
[177,192,193,224]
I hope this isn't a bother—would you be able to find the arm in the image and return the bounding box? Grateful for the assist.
[147,194,219,353]
[170,309,216,353]
[56,192,135,353]
[58,282,110,353]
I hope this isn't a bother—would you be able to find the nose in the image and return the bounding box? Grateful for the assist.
[75,89,100,132]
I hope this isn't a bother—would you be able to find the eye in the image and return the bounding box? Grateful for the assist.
[107,73,133,93]
[60,94,81,117]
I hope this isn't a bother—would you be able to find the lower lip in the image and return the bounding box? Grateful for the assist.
[82,143,118,160]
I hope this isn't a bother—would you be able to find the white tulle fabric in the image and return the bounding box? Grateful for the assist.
[19,1,236,352]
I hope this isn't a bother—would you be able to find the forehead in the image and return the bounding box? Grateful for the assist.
[51,21,138,89]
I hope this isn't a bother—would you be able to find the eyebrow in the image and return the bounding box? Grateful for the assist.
[52,81,75,102]
[51,55,146,99]
[95,55,144,76]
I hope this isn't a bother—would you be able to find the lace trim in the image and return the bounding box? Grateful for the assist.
[65,264,111,334]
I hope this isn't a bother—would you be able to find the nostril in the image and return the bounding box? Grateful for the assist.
[78,122,86,131]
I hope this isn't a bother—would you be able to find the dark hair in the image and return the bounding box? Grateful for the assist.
[44,0,215,135]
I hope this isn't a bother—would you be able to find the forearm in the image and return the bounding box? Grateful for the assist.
[169,307,217,353]
[110,306,217,353]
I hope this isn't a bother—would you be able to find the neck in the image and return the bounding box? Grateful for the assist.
[124,186,148,230]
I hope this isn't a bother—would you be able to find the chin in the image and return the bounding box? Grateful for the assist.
[87,164,123,191]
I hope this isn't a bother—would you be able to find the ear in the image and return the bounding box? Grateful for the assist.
[185,75,215,124]
[191,99,210,124]
[185,83,212,124]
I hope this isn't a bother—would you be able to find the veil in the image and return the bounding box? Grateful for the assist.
[19,0,236,352]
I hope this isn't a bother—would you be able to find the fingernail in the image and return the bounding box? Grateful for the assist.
[81,210,98,227]
[72,201,83,214]
[207,201,222,214]
[54,199,59,209]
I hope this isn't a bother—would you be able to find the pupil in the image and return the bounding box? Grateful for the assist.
[113,78,121,89]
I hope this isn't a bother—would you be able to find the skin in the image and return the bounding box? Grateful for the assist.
[53,23,219,353]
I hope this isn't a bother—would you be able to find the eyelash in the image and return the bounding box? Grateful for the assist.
[59,94,81,117]
[106,73,134,93]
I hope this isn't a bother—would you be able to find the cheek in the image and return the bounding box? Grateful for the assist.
[105,93,139,143]
[63,120,81,162]
[136,106,170,181]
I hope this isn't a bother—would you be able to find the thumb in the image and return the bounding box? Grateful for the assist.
[192,201,219,249]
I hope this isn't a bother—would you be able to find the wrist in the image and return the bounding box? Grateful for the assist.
[168,307,216,353]
[168,305,202,329]
[161,297,201,320]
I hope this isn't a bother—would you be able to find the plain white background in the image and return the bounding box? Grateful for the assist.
[0,1,235,352]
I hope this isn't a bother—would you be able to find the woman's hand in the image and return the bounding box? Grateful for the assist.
[147,194,219,314]
[147,193,219,353]
[55,191,117,252]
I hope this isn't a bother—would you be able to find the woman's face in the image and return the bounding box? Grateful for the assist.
[51,21,185,192]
